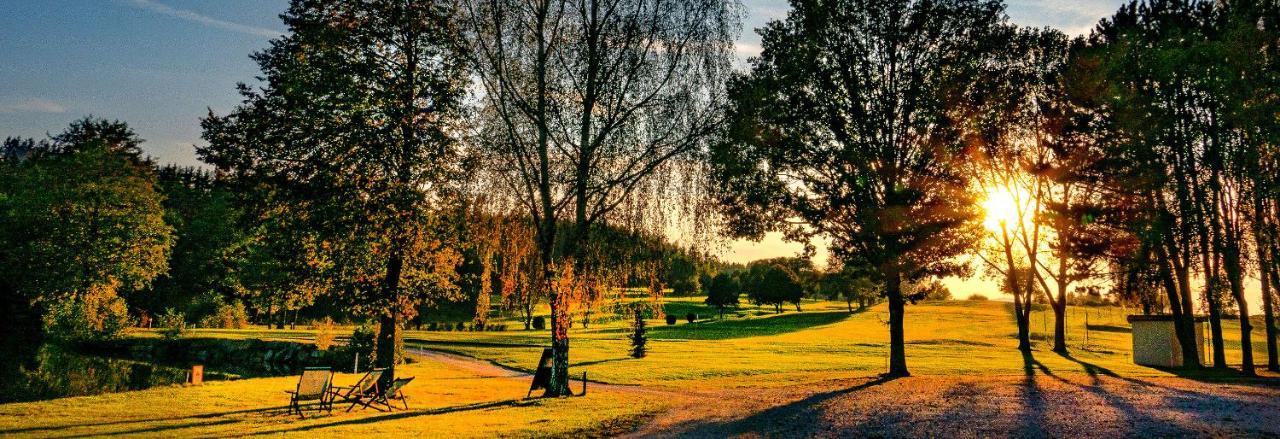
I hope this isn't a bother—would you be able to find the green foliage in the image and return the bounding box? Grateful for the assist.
[704,272,741,318]
[140,166,244,320]
[313,317,336,351]
[157,308,186,341]
[665,252,701,296]
[664,314,678,325]
[347,325,377,364]
[743,262,804,313]
[709,0,1002,375]
[909,279,953,302]
[198,300,249,329]
[629,306,647,359]
[42,287,132,341]
[0,120,173,307]
[201,0,471,370]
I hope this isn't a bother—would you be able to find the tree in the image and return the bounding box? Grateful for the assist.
[1078,0,1241,369]
[1213,0,1280,373]
[907,279,952,301]
[744,262,803,314]
[704,272,741,319]
[665,252,701,296]
[973,26,1109,354]
[201,0,470,381]
[464,0,739,395]
[0,118,173,339]
[711,0,1000,376]
[136,166,243,324]
[497,217,543,330]
[628,304,648,358]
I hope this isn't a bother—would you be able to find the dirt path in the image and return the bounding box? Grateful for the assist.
[406,347,1280,438]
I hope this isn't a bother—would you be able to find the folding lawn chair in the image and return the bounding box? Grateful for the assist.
[285,367,334,418]
[329,367,386,412]
[351,377,414,412]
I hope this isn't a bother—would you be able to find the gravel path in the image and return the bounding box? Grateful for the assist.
[629,373,1280,438]
[406,347,1280,438]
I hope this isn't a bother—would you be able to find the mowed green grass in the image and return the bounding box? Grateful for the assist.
[0,354,667,438]
[8,299,1271,437]
[400,298,1273,389]
[157,298,1270,389]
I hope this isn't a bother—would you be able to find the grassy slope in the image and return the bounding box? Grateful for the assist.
[4,299,1271,437]
[402,299,1269,389]
[0,357,665,438]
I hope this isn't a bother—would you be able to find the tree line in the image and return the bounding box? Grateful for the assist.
[3,0,1279,394]
[712,0,1280,376]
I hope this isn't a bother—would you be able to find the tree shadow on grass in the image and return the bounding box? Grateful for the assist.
[1151,364,1280,385]
[0,405,290,435]
[251,399,525,435]
[57,418,241,439]
[642,311,852,341]
[663,375,897,437]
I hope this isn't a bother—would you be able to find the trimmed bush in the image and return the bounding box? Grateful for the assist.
[532,316,546,330]
[199,300,249,329]
[686,312,697,323]
[665,314,678,325]
[44,291,132,341]
[157,308,186,341]
[348,325,376,364]
[629,307,647,358]
[313,317,336,350]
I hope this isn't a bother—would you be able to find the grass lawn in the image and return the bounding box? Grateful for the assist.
[398,299,1272,389]
[3,299,1275,437]
[0,353,666,438]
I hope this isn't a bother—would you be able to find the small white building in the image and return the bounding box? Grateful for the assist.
[1127,315,1206,367]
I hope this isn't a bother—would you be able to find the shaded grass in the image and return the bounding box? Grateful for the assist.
[0,356,667,438]
[643,311,851,341]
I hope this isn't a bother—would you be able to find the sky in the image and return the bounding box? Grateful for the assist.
[0,0,1133,298]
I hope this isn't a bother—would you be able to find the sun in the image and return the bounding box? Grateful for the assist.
[982,187,1025,234]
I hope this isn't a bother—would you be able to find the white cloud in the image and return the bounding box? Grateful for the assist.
[735,42,762,59]
[125,0,282,38]
[0,99,68,114]
[1006,0,1126,36]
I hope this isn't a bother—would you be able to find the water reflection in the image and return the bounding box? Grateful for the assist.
[0,344,229,403]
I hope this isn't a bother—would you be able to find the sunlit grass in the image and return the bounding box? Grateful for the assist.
[18,298,1270,437]
[0,355,666,438]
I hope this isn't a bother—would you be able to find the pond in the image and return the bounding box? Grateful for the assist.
[0,343,235,404]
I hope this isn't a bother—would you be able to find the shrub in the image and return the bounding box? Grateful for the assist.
[665,314,678,325]
[44,291,132,341]
[199,300,249,329]
[629,307,647,358]
[348,324,377,364]
[686,312,697,323]
[967,294,988,301]
[532,316,546,330]
[427,321,438,331]
[909,279,952,301]
[157,308,186,341]
[313,317,336,351]
[455,321,467,331]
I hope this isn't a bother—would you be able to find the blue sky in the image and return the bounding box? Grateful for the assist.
[1,0,1127,167]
